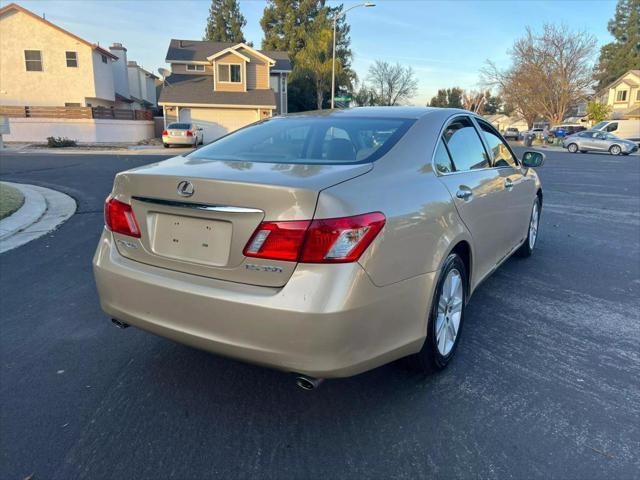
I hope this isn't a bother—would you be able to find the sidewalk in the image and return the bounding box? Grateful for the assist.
[0,182,76,253]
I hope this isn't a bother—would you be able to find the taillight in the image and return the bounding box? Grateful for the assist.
[104,196,141,238]
[243,212,385,263]
[244,221,310,262]
[301,213,385,263]
[162,130,168,136]
[186,130,193,137]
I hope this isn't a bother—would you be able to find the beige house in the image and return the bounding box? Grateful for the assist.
[159,39,291,142]
[0,2,119,107]
[596,70,640,120]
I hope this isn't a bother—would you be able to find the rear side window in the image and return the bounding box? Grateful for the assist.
[433,139,454,174]
[442,117,489,171]
[167,123,191,129]
[477,119,517,168]
[190,117,415,164]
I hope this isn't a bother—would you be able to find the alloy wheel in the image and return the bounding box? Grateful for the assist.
[610,145,621,155]
[435,268,463,356]
[529,200,539,250]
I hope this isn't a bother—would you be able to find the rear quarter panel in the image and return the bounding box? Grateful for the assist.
[315,113,472,287]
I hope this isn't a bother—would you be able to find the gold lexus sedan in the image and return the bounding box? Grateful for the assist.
[93,107,544,389]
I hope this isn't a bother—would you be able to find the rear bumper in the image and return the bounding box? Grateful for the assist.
[162,135,195,145]
[93,230,435,378]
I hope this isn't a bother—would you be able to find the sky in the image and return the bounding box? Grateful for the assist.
[13,0,617,105]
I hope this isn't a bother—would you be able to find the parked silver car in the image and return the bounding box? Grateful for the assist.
[563,130,638,155]
[162,122,204,148]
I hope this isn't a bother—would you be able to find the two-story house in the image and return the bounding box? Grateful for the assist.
[0,3,156,110]
[596,70,640,120]
[158,39,291,142]
[0,2,118,107]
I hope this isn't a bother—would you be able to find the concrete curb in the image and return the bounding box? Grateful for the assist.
[0,182,76,254]
[0,182,46,240]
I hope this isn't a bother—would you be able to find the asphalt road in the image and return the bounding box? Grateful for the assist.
[1,148,639,479]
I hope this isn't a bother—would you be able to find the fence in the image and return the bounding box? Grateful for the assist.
[0,105,153,121]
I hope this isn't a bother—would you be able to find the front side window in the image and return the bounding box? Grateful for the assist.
[616,90,627,102]
[218,64,242,83]
[606,122,618,132]
[189,117,414,165]
[24,50,42,71]
[66,51,78,67]
[477,119,517,168]
[186,64,205,72]
[442,116,489,171]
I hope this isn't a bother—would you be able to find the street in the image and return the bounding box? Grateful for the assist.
[1,148,639,479]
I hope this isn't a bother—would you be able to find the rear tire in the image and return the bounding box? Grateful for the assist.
[609,145,622,155]
[516,196,540,258]
[567,143,578,153]
[163,143,169,148]
[405,253,467,373]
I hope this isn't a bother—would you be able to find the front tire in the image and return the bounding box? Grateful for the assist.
[406,253,467,373]
[609,145,622,155]
[516,196,541,258]
[567,143,578,153]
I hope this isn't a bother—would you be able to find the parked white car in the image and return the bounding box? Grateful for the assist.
[162,123,204,148]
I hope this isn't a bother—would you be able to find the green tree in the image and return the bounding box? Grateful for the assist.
[585,101,613,123]
[260,0,353,111]
[484,92,503,114]
[594,0,640,89]
[203,0,246,43]
[429,87,463,108]
[429,89,448,107]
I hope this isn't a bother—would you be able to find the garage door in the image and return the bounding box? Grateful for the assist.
[189,108,260,143]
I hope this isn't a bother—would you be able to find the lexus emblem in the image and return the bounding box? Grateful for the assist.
[177,180,195,197]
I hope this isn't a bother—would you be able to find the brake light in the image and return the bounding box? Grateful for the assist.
[185,130,193,137]
[162,130,168,136]
[243,212,385,263]
[104,196,141,238]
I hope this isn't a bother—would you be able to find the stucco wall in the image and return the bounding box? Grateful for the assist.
[0,8,112,106]
[110,46,130,99]
[127,66,142,100]
[91,51,116,102]
[3,117,154,143]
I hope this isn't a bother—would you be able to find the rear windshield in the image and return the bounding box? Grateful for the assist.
[167,123,191,129]
[189,116,415,164]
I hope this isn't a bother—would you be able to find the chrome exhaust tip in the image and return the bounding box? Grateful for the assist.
[111,318,130,329]
[295,375,324,391]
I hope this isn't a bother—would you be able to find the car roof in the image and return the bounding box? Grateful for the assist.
[284,106,472,120]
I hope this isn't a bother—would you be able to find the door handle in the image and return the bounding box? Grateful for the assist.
[456,189,473,200]
[504,178,514,189]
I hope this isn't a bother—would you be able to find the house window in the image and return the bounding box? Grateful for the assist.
[101,54,108,64]
[636,90,640,101]
[218,64,241,83]
[616,90,627,102]
[64,102,81,107]
[24,50,43,71]
[186,64,205,72]
[66,51,78,67]
[281,75,287,94]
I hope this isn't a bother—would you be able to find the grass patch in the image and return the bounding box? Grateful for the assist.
[0,183,25,220]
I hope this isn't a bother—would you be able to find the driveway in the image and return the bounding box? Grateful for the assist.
[1,150,638,479]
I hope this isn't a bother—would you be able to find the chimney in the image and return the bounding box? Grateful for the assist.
[110,42,127,52]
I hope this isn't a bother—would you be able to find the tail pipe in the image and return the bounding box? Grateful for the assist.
[295,375,324,391]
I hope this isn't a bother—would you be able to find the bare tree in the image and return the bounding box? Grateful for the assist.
[367,60,418,106]
[462,90,486,113]
[483,24,596,126]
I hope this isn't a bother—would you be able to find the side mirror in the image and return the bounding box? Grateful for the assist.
[522,151,545,168]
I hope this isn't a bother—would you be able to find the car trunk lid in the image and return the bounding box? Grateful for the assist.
[110,156,372,287]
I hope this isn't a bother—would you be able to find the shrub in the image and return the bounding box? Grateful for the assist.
[47,136,77,148]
